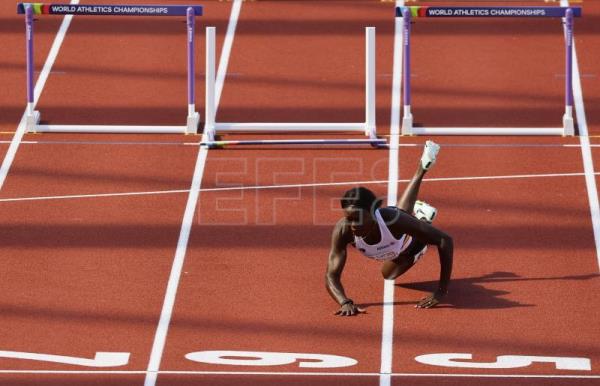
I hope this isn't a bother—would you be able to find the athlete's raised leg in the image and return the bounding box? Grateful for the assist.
[397,140,440,212]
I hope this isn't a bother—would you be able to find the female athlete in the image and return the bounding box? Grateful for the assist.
[326,141,453,315]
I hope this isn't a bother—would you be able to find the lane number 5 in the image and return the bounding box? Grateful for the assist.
[415,353,591,371]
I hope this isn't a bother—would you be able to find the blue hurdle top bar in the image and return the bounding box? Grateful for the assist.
[17,3,202,16]
[396,6,582,18]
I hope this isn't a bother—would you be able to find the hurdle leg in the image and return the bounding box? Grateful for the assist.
[562,8,574,137]
[185,7,200,134]
[402,107,413,136]
[25,5,40,133]
[204,26,216,141]
[365,27,377,139]
[400,7,413,136]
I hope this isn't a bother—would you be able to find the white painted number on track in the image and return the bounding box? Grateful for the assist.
[415,353,591,371]
[0,350,130,367]
[185,350,357,368]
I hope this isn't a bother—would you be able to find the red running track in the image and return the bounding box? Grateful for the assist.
[0,1,599,386]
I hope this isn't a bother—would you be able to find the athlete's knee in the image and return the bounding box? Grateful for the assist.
[381,262,410,280]
[381,268,398,280]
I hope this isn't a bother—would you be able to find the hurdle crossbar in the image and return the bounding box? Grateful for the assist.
[204,26,378,142]
[397,6,581,136]
[19,3,202,134]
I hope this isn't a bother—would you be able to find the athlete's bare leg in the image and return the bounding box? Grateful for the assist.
[397,164,427,212]
[397,141,439,212]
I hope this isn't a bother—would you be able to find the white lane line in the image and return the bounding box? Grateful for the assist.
[0,370,598,379]
[573,62,600,271]
[379,281,395,385]
[564,0,600,271]
[215,0,242,107]
[143,139,210,386]
[389,373,600,379]
[1,171,596,204]
[381,2,404,386]
[0,0,80,191]
[142,2,242,386]
[573,52,600,271]
[386,0,403,206]
[0,189,191,203]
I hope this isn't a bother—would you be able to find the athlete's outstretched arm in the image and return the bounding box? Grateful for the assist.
[325,220,365,316]
[390,210,453,308]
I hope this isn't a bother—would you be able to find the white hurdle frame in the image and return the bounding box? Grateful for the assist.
[204,26,377,140]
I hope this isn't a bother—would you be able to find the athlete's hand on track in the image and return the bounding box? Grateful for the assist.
[335,302,366,316]
[416,291,445,308]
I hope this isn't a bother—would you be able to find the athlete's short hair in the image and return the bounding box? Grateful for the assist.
[340,187,382,212]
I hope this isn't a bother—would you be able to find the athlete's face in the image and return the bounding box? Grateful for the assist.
[343,206,375,237]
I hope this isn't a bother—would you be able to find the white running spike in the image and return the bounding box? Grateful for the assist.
[421,140,440,170]
[414,200,437,223]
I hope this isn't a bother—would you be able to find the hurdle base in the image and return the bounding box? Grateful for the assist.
[204,125,216,141]
[401,115,414,136]
[366,124,377,139]
[563,115,574,136]
[186,112,200,134]
[214,122,369,133]
[33,125,190,134]
[26,111,41,133]
[203,138,387,147]
[406,127,566,136]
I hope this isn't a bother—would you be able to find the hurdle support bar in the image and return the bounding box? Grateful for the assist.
[204,27,377,139]
[20,4,202,135]
[32,125,194,134]
[398,6,581,136]
[212,123,369,132]
[404,127,566,136]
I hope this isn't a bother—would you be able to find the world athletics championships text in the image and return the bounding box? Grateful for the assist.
[427,9,548,17]
[49,5,170,14]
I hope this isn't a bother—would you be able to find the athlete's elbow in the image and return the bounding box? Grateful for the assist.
[325,272,338,286]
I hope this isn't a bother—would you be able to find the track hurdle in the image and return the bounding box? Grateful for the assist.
[398,6,582,136]
[18,3,202,134]
[203,26,378,143]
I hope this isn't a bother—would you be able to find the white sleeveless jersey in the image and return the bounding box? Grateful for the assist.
[354,209,413,261]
